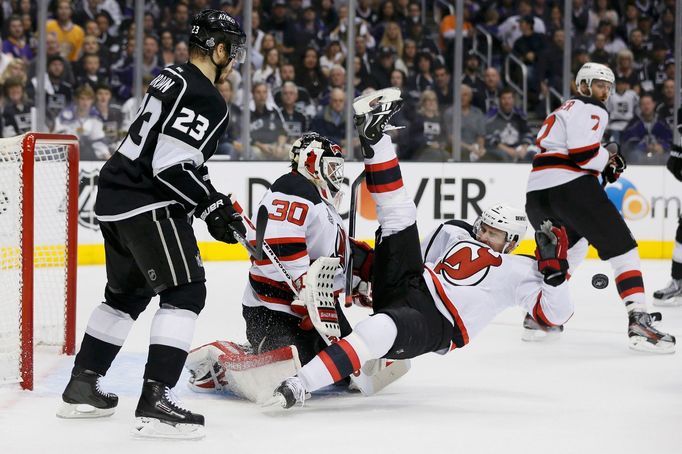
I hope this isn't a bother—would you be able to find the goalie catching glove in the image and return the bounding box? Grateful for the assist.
[195,192,246,244]
[667,144,682,182]
[602,143,626,184]
[534,220,569,287]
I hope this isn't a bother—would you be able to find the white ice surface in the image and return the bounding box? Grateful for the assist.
[1,260,681,454]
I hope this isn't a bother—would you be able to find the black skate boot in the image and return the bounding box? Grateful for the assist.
[653,279,682,306]
[628,311,676,354]
[132,379,205,439]
[56,367,118,418]
[270,377,307,409]
[352,87,404,157]
[521,313,564,342]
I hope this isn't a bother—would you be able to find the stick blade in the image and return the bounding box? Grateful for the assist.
[254,205,269,260]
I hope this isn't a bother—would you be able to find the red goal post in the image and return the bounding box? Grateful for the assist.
[0,133,79,390]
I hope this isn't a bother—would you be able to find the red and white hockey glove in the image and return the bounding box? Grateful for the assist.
[534,220,569,287]
[349,238,374,281]
[347,278,372,308]
[602,143,626,184]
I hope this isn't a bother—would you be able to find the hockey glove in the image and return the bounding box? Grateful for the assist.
[347,278,372,308]
[667,144,682,182]
[349,238,374,282]
[534,220,569,287]
[602,145,627,184]
[195,192,246,244]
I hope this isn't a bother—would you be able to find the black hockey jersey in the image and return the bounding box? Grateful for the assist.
[95,63,229,220]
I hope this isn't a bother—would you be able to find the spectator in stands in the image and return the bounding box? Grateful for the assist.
[589,33,611,64]
[512,15,546,86]
[294,6,326,59]
[174,40,189,65]
[498,0,545,53]
[379,21,404,58]
[355,34,374,77]
[250,82,287,160]
[279,81,308,143]
[461,52,485,103]
[433,65,453,109]
[591,0,619,27]
[168,3,191,45]
[621,93,672,165]
[159,30,175,67]
[356,0,379,27]
[77,53,107,92]
[311,87,347,148]
[642,40,669,95]
[253,47,282,93]
[120,76,151,130]
[319,0,340,32]
[3,15,32,60]
[596,20,626,55]
[484,88,533,162]
[409,51,435,94]
[537,29,565,96]
[28,55,72,127]
[264,0,296,60]
[618,2,641,41]
[75,0,122,35]
[28,32,74,85]
[47,0,85,62]
[94,11,119,56]
[400,39,417,78]
[275,62,315,119]
[605,77,639,142]
[352,56,373,92]
[296,47,326,100]
[655,79,676,131]
[82,34,110,69]
[54,84,108,160]
[93,83,123,154]
[652,7,674,45]
[2,76,32,137]
[373,0,400,42]
[614,49,643,94]
[330,4,375,52]
[320,65,356,108]
[572,0,591,49]
[371,46,396,90]
[216,78,242,158]
[445,84,486,162]
[408,90,447,161]
[320,41,345,77]
[474,67,503,114]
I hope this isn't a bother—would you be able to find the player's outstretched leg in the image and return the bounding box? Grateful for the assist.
[653,219,682,306]
[353,87,404,158]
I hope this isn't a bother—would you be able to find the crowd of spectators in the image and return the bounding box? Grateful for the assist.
[0,0,677,163]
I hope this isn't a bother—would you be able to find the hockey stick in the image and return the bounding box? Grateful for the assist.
[344,170,366,305]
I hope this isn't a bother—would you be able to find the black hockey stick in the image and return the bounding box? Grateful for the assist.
[344,170,366,306]
[253,205,269,260]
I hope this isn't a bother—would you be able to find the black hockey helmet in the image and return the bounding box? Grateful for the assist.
[290,132,345,207]
[190,9,246,64]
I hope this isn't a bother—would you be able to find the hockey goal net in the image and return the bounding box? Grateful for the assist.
[0,133,79,390]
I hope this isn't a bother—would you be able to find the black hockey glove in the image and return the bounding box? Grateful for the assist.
[534,220,569,287]
[602,144,626,185]
[195,193,245,244]
[667,144,682,182]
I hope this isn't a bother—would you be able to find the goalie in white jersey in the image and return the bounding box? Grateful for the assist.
[270,88,575,409]
[526,62,675,353]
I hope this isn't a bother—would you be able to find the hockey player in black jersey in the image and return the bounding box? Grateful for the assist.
[57,10,247,439]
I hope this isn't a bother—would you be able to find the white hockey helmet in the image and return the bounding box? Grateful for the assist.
[290,132,345,207]
[575,62,615,97]
[473,204,528,253]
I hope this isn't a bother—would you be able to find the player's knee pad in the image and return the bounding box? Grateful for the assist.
[104,286,152,320]
[376,198,417,237]
[352,313,398,358]
[159,281,207,315]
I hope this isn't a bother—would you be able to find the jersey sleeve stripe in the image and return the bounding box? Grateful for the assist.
[531,292,560,327]
[366,163,402,187]
[367,179,405,193]
[156,174,199,206]
[425,267,470,348]
[152,133,204,175]
[568,142,600,154]
[365,157,399,172]
[318,350,343,383]
[531,155,600,176]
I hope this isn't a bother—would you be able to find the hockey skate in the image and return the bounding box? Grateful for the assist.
[521,313,564,342]
[268,377,308,409]
[56,367,118,419]
[628,311,676,354]
[652,279,682,307]
[132,380,205,440]
[353,87,404,155]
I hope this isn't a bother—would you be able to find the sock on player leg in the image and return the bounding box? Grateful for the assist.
[298,314,398,392]
[609,249,647,312]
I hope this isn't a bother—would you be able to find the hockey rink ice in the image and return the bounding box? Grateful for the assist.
[1,259,681,454]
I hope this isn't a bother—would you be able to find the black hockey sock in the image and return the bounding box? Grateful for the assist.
[143,344,188,388]
[74,333,122,376]
[672,261,682,280]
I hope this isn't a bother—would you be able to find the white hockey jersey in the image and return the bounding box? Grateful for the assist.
[605,89,638,131]
[420,221,572,350]
[527,96,610,192]
[242,171,349,317]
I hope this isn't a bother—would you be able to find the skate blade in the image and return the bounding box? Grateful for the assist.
[652,296,682,307]
[56,401,115,419]
[628,336,676,354]
[352,87,402,115]
[131,417,205,440]
[521,328,562,342]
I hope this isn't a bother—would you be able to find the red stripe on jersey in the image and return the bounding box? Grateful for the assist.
[568,143,600,154]
[336,339,361,372]
[318,350,342,382]
[249,273,292,291]
[616,270,642,284]
[366,158,399,172]
[367,179,404,193]
[253,249,308,266]
[255,293,293,305]
[619,286,645,299]
[248,237,306,246]
[532,292,558,327]
[531,164,599,176]
[425,267,470,346]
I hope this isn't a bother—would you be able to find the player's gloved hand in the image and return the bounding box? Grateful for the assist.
[349,238,374,282]
[534,220,569,287]
[667,144,682,182]
[291,298,314,331]
[347,279,372,308]
[602,143,626,184]
[195,192,246,244]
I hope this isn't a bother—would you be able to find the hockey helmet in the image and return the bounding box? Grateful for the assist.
[575,62,614,97]
[190,9,246,64]
[473,204,527,253]
[290,133,345,208]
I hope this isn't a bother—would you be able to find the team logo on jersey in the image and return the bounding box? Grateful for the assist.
[605,178,650,220]
[78,169,100,231]
[434,240,502,286]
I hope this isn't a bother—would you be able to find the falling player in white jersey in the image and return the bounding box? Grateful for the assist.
[270,88,575,409]
[184,132,375,402]
[525,62,675,353]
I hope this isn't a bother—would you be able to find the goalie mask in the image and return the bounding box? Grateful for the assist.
[473,204,527,253]
[290,133,345,208]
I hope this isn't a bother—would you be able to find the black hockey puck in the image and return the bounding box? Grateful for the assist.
[592,273,609,289]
